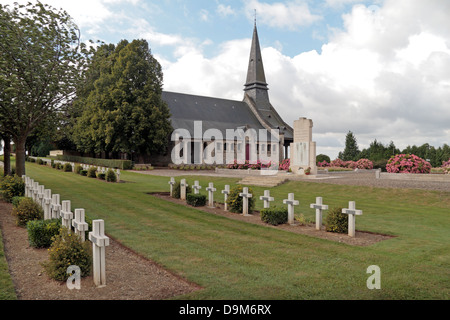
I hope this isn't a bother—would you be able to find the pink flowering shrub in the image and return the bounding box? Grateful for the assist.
[355,159,374,169]
[386,154,431,174]
[227,159,287,171]
[317,160,330,167]
[442,159,450,167]
[330,159,345,167]
[278,158,290,171]
[442,159,450,174]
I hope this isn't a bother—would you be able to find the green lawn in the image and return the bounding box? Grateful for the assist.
[4,162,450,299]
[0,226,16,300]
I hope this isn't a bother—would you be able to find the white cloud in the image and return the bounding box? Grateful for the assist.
[244,0,322,30]
[217,4,236,17]
[200,9,210,22]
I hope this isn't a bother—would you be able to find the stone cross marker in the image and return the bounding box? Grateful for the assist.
[283,193,299,225]
[260,190,275,209]
[72,209,89,242]
[310,197,328,230]
[180,179,188,200]
[61,200,74,229]
[32,182,39,202]
[51,194,61,219]
[342,201,363,237]
[43,189,52,220]
[221,185,230,211]
[206,183,216,208]
[239,187,252,216]
[89,219,110,287]
[38,185,45,208]
[193,181,202,194]
[168,177,176,197]
[24,177,30,197]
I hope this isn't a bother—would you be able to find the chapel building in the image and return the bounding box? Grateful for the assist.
[153,23,293,166]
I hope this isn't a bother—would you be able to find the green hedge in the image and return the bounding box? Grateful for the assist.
[172,181,192,199]
[260,206,288,226]
[186,194,206,207]
[27,219,61,248]
[325,207,348,234]
[0,175,25,203]
[56,155,132,170]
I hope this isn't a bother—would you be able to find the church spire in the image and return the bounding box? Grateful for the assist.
[244,22,270,107]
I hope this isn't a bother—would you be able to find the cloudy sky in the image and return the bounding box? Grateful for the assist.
[2,0,449,159]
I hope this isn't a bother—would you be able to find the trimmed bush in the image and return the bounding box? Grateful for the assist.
[186,194,207,207]
[56,155,132,170]
[260,206,288,225]
[75,164,83,175]
[87,166,97,178]
[11,196,26,208]
[325,207,348,234]
[63,163,72,172]
[106,169,117,182]
[80,170,88,176]
[27,219,61,248]
[12,197,44,227]
[172,181,191,199]
[37,158,44,165]
[97,173,106,180]
[42,227,92,282]
[0,175,25,203]
[226,185,255,213]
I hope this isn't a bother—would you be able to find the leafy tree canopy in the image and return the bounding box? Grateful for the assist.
[71,39,172,161]
[0,1,88,176]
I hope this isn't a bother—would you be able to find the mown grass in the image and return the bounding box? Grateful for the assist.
[0,225,17,300]
[4,162,450,299]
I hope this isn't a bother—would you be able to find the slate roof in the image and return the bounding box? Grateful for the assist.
[162,91,265,137]
[162,91,293,142]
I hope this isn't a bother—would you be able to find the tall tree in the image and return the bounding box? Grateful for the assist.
[72,39,172,163]
[0,2,87,176]
[340,131,360,161]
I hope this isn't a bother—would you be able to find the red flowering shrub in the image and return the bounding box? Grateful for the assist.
[386,154,431,174]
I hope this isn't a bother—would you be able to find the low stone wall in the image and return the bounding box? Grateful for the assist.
[378,172,450,182]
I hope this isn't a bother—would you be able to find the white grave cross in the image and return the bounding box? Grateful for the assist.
[193,181,202,194]
[38,185,45,208]
[32,182,39,202]
[221,185,230,211]
[61,200,74,229]
[206,183,216,208]
[283,193,299,225]
[51,194,61,219]
[239,187,253,216]
[72,209,89,242]
[43,189,52,220]
[180,179,188,200]
[260,190,275,209]
[310,197,328,230]
[89,219,110,287]
[168,177,176,197]
[342,201,363,237]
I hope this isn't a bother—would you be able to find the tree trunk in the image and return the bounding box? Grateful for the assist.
[13,136,27,177]
[2,136,11,176]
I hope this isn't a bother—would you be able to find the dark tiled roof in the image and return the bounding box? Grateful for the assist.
[162,91,266,136]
